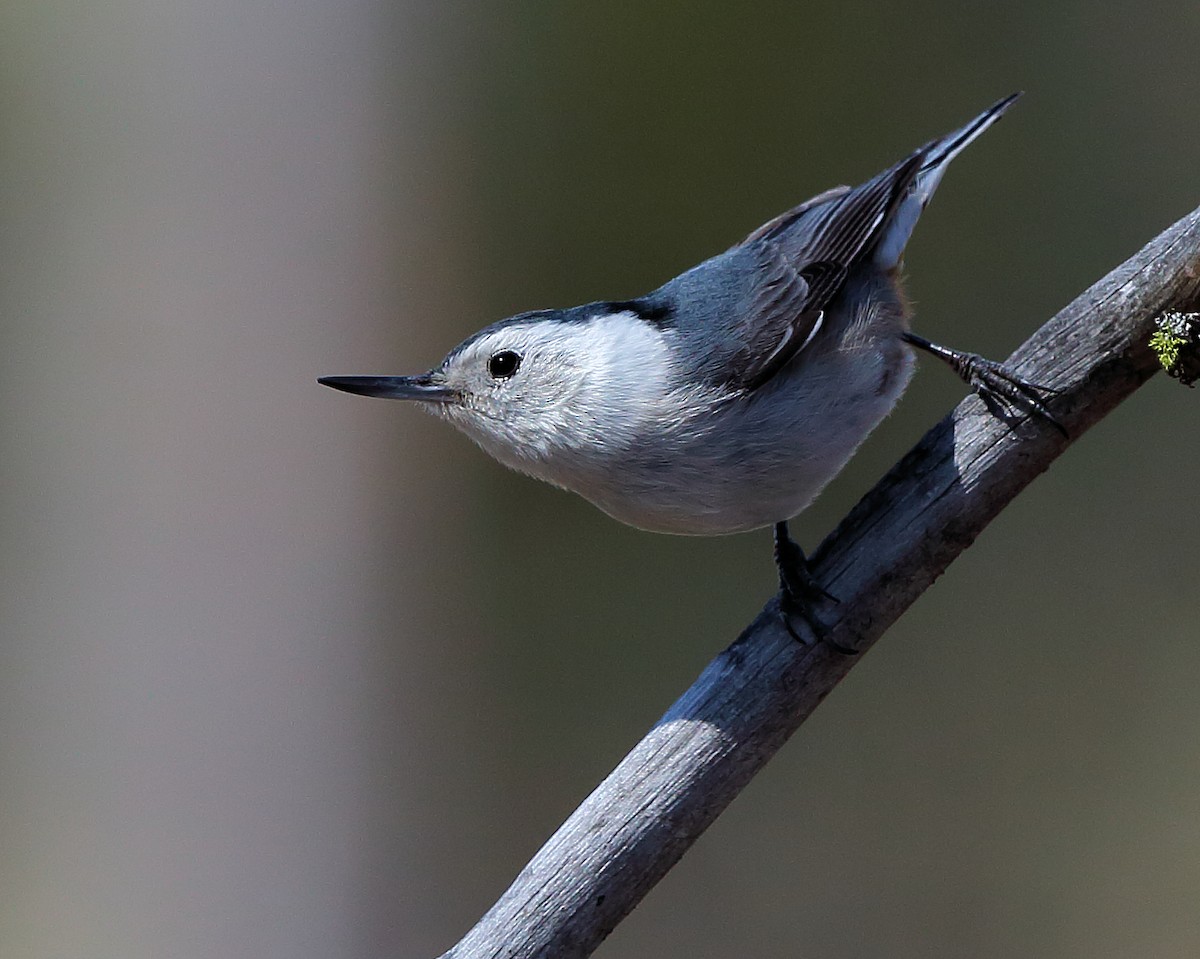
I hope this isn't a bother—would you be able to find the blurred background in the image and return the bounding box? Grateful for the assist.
[2,2,1198,957]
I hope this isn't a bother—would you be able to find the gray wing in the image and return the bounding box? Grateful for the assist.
[718,95,1019,391]
[657,96,1017,393]
[686,150,924,392]
[721,243,832,391]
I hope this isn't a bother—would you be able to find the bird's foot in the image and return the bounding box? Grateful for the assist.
[773,522,856,655]
[903,332,1067,437]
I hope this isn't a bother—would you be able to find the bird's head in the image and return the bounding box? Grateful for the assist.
[319,307,674,483]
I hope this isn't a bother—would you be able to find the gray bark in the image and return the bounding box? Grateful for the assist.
[437,205,1200,959]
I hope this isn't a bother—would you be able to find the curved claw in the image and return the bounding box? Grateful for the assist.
[773,521,857,655]
[902,332,1068,438]
[960,354,1068,438]
[778,594,859,656]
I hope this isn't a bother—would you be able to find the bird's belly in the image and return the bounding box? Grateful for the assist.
[578,339,914,535]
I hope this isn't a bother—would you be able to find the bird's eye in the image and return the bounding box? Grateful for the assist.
[487,350,521,379]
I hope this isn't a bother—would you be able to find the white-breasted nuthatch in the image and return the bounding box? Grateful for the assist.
[321,93,1058,646]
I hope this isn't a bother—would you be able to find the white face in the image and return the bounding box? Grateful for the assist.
[424,311,674,484]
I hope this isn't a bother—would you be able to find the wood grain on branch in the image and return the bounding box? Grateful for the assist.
[438,205,1200,959]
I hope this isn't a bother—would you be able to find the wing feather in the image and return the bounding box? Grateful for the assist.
[670,97,1019,393]
[718,151,925,391]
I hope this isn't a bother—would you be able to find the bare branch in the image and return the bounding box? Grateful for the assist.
[437,205,1200,959]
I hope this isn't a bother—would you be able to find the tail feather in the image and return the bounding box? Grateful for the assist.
[872,92,1021,270]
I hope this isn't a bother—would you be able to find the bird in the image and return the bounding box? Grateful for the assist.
[320,93,1058,650]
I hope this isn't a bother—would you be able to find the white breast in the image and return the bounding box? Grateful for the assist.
[565,311,915,535]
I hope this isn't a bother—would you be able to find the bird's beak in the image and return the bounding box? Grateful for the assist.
[317,373,456,403]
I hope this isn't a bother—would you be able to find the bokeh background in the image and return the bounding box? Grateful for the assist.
[3,2,1199,957]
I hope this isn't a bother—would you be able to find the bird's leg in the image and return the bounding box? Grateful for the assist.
[902,331,1067,437]
[773,521,855,655]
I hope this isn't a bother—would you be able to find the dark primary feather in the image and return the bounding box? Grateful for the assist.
[720,152,927,391]
[654,96,1018,393]
[652,150,925,393]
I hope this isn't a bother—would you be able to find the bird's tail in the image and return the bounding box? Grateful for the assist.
[872,92,1021,270]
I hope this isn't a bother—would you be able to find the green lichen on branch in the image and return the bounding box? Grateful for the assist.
[1149,311,1200,387]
